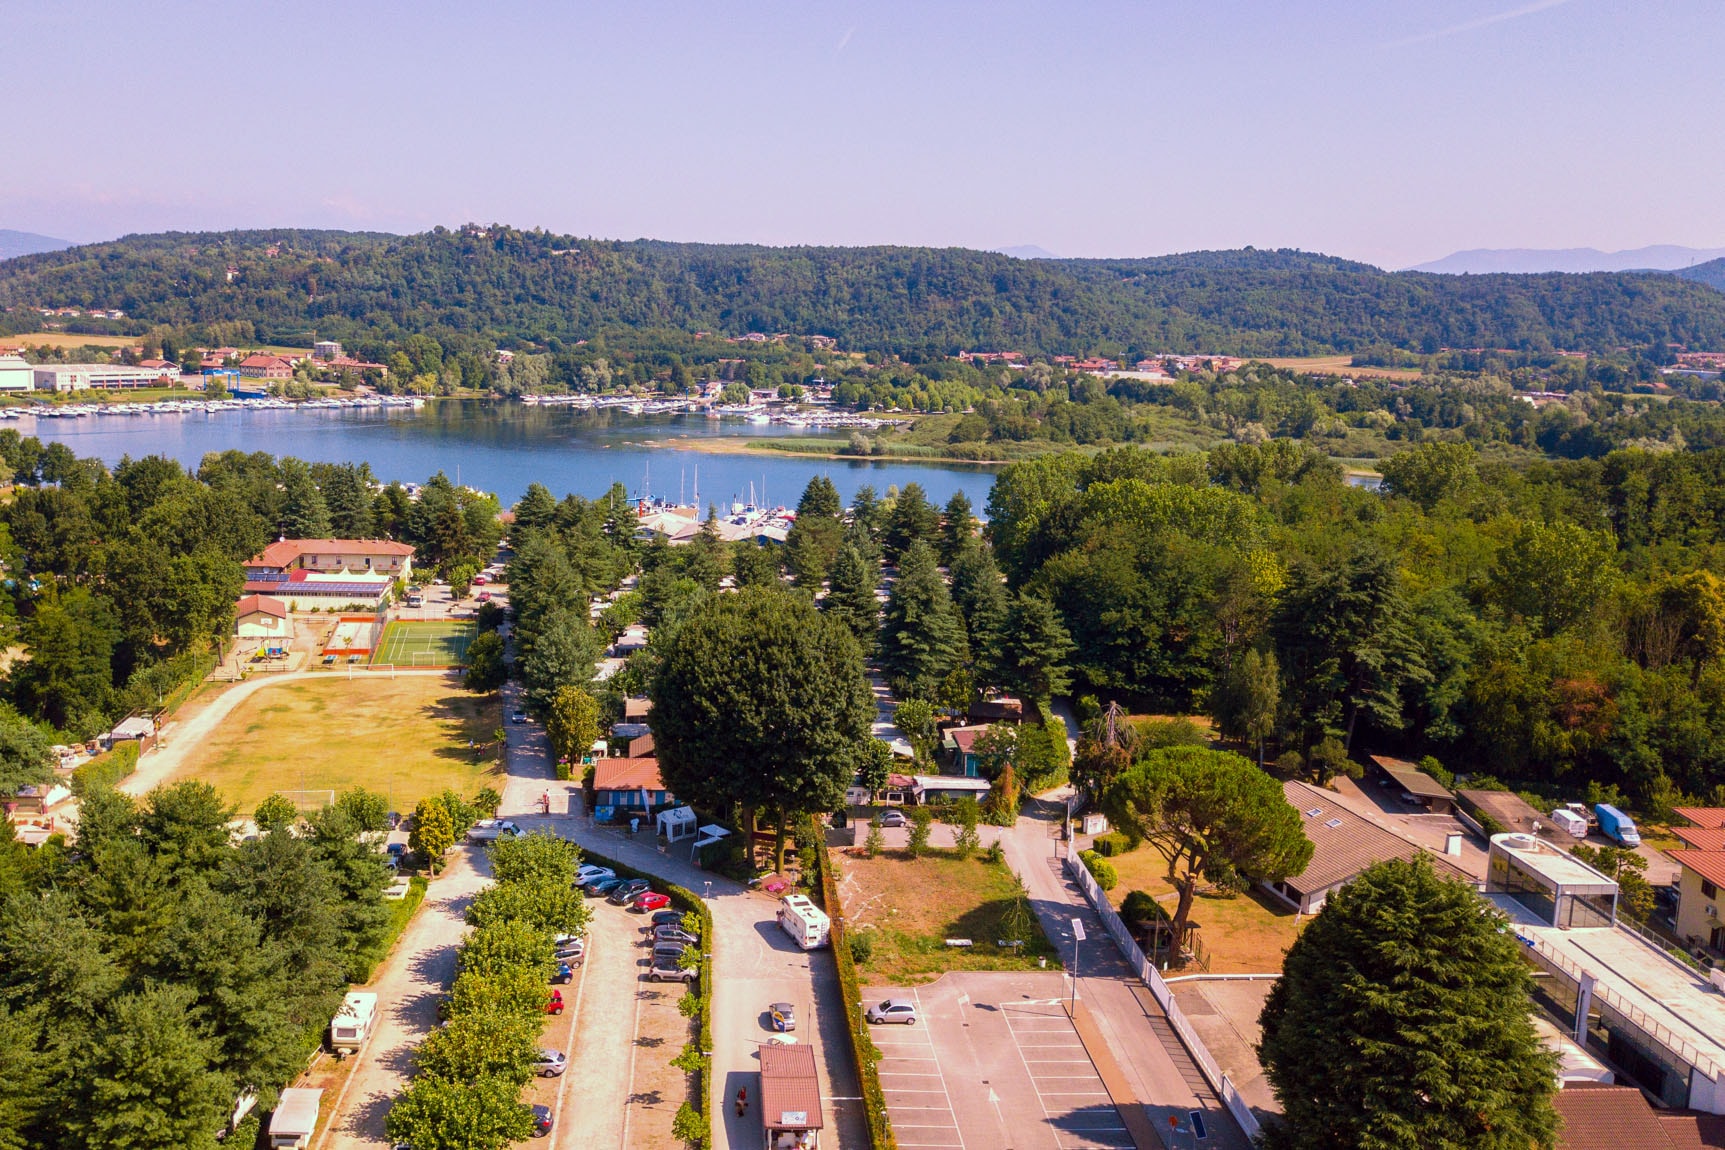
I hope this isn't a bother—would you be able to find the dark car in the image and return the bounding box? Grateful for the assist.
[510,709,527,724]
[585,876,625,898]
[648,909,685,928]
[608,879,651,905]
[551,962,574,984]
[647,957,697,983]
[386,842,406,860]
[529,1103,553,1137]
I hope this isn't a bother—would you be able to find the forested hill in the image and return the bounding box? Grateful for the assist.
[4,224,1725,356]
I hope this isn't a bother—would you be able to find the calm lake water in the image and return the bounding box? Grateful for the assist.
[17,401,1002,509]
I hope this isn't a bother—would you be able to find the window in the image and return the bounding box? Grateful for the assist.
[1703,878,1719,900]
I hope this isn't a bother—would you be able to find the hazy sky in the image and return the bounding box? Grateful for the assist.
[4,1,1720,268]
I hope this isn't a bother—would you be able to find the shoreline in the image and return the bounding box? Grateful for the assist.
[637,434,1015,467]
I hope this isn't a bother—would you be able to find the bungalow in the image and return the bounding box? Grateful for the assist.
[941,725,992,777]
[911,774,991,805]
[1268,780,1472,914]
[235,594,291,650]
[592,757,673,810]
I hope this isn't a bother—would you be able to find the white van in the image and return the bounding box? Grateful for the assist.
[1549,809,1589,838]
[777,894,831,950]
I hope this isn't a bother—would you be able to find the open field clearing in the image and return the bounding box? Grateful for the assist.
[1103,847,1304,974]
[1263,355,1423,380]
[170,675,502,812]
[835,848,1056,982]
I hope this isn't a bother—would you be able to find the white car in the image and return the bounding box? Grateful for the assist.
[467,819,520,843]
[533,1049,567,1078]
[574,865,616,887]
[866,999,918,1025]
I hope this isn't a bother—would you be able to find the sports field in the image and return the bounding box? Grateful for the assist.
[372,620,477,667]
[171,677,503,813]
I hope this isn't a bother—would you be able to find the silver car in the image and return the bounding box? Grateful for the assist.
[534,1049,567,1078]
[866,998,917,1025]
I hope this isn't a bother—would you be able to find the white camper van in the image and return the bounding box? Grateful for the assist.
[329,991,378,1053]
[1549,808,1589,838]
[777,894,831,950]
[268,1088,322,1150]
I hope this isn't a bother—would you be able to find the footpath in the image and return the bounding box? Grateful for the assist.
[998,795,1252,1150]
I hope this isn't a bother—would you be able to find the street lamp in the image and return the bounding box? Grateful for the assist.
[1069,917,1086,1015]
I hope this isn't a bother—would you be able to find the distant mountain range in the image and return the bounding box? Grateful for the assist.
[0,230,73,261]
[994,244,1060,260]
[1410,245,1725,275]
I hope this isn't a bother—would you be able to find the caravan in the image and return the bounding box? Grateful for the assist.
[329,991,377,1053]
[777,894,831,950]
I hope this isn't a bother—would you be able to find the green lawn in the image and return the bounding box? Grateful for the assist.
[834,849,1056,983]
[372,620,477,667]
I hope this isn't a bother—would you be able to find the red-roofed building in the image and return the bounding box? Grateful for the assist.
[1675,826,1725,852]
[247,539,414,579]
[238,354,293,380]
[592,756,672,810]
[1673,847,1725,960]
[1676,808,1725,830]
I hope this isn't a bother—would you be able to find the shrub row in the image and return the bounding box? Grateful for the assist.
[806,823,897,1150]
[578,847,715,1149]
[71,741,139,794]
[1078,849,1117,891]
[1089,831,1132,857]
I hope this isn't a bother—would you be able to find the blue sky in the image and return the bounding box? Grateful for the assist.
[3,1,1719,268]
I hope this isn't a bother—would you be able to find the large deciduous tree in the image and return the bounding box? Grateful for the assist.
[1101,747,1311,947]
[1257,856,1558,1150]
[544,686,600,776]
[650,588,873,870]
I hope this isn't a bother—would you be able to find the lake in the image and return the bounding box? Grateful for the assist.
[16,401,1004,510]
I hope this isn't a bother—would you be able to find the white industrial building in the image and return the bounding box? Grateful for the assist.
[0,355,33,391]
[32,363,179,391]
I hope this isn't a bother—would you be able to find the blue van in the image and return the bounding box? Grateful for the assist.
[1594,803,1641,847]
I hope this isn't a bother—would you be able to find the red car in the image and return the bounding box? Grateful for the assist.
[633,891,672,913]
[476,591,492,603]
[545,989,565,1015]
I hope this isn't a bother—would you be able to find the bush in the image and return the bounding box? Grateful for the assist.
[1078,849,1117,891]
[849,931,874,965]
[1120,889,1167,926]
[1090,831,1131,857]
[71,741,139,794]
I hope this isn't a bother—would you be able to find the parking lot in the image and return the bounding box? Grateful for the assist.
[864,972,1134,1150]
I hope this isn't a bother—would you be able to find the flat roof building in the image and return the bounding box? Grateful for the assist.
[32,362,178,391]
[0,354,32,392]
[1487,832,1619,930]
[1367,754,1455,813]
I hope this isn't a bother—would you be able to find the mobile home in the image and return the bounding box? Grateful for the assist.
[267,1088,322,1150]
[329,991,377,1053]
[777,894,830,950]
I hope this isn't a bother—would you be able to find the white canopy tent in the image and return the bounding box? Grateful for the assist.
[656,805,697,843]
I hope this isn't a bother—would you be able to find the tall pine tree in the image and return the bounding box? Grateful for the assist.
[879,540,968,700]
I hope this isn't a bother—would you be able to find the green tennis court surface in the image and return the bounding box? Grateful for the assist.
[372,620,478,666]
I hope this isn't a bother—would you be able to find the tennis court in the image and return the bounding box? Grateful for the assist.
[371,620,478,667]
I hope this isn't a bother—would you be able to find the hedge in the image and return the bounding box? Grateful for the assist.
[71,741,139,794]
[577,847,714,1149]
[357,876,428,983]
[805,823,896,1150]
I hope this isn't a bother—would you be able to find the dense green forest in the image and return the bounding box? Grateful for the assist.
[5,225,1725,359]
[0,435,501,745]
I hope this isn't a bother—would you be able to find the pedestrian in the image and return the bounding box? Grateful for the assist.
[736,1086,747,1117]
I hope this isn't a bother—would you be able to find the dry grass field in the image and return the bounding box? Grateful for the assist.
[1103,846,1305,974]
[1263,355,1423,381]
[171,676,502,814]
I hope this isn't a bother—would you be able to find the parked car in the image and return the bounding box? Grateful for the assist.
[877,809,908,828]
[533,1049,567,1078]
[467,819,520,843]
[386,842,406,860]
[647,957,697,983]
[510,709,528,724]
[867,999,918,1025]
[770,1002,796,1032]
[648,909,685,927]
[545,990,565,1015]
[633,891,672,913]
[575,864,615,886]
[529,1104,552,1138]
[473,573,489,586]
[477,591,493,603]
[554,939,586,962]
[654,926,699,946]
[585,876,625,897]
[652,941,690,962]
[609,879,651,905]
[551,962,574,984]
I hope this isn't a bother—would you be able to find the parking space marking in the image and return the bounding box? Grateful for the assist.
[871,988,965,1150]
[998,1003,1133,1150]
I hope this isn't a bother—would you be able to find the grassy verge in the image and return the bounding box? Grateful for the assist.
[808,834,896,1150]
[1104,848,1303,973]
[576,847,714,1149]
[357,876,428,983]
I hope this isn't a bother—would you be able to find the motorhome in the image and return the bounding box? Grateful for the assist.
[1549,808,1589,838]
[777,894,830,950]
[329,991,377,1053]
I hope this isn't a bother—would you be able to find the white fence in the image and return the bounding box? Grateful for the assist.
[1065,856,1263,1142]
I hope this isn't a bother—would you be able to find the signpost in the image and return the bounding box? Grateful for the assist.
[1070,918,1086,1013]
